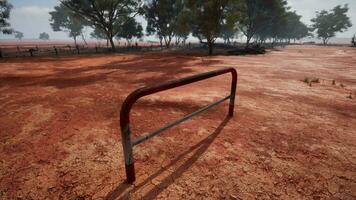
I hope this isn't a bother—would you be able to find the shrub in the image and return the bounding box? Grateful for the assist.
[303,77,320,86]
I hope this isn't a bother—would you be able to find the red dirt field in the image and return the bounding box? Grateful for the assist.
[0,45,355,199]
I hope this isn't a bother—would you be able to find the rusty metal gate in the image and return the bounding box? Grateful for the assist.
[120,67,238,183]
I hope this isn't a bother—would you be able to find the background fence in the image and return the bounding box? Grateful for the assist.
[0,41,307,58]
[0,43,168,58]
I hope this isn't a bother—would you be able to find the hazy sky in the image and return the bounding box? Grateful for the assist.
[1,0,355,40]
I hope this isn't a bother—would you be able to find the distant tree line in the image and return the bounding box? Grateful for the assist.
[1,0,353,55]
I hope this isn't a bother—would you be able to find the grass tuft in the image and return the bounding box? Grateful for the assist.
[347,92,353,99]
[303,77,320,86]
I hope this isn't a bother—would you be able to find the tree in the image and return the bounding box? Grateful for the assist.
[60,0,141,51]
[188,0,230,55]
[143,0,185,48]
[116,17,143,44]
[311,4,352,45]
[0,0,12,34]
[49,4,86,45]
[174,9,192,45]
[39,32,50,40]
[273,11,310,43]
[236,0,289,47]
[293,21,310,42]
[90,27,110,47]
[14,31,24,40]
[220,21,238,44]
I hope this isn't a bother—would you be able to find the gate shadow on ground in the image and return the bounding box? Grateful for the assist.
[105,116,231,200]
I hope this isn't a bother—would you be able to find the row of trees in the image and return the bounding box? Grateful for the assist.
[1,0,353,55]
[50,0,314,55]
[50,0,352,55]
[13,31,49,40]
[0,1,46,41]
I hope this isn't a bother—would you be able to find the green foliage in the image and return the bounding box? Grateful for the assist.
[50,4,86,45]
[282,11,311,40]
[227,0,310,46]
[116,17,143,42]
[237,0,285,46]
[143,0,186,48]
[174,9,192,43]
[311,4,352,45]
[14,31,24,40]
[90,27,107,40]
[39,32,50,40]
[188,0,230,55]
[220,22,239,44]
[61,0,141,50]
[0,0,13,34]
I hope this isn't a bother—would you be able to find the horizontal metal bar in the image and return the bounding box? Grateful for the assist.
[132,95,231,146]
[120,68,237,127]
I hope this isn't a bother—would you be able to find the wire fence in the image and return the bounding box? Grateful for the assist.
[0,42,295,58]
[0,44,165,58]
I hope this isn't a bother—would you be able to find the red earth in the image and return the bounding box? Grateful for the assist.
[0,45,355,199]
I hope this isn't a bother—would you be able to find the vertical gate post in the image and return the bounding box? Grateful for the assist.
[229,71,237,116]
[121,124,135,183]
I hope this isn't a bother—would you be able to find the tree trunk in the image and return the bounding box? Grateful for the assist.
[109,37,116,51]
[73,36,77,46]
[164,36,171,48]
[175,37,181,45]
[208,40,213,56]
[323,38,328,45]
[81,33,88,45]
[159,37,163,48]
[245,36,252,48]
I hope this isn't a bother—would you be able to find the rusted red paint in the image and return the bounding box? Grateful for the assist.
[120,67,238,183]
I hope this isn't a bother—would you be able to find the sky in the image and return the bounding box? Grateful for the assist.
[0,0,356,41]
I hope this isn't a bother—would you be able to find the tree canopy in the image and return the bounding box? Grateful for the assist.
[311,4,352,44]
[237,0,281,46]
[44,0,352,55]
[61,0,141,50]
[39,32,50,40]
[0,0,12,34]
[50,4,86,45]
[14,31,24,40]
[143,0,186,48]
[116,17,143,43]
[187,0,230,55]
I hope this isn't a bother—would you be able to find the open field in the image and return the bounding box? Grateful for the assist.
[0,45,355,199]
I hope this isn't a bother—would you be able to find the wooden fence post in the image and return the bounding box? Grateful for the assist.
[54,46,58,55]
[17,46,20,57]
[29,49,34,57]
[76,45,80,54]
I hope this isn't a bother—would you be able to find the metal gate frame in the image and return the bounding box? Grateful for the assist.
[120,67,238,183]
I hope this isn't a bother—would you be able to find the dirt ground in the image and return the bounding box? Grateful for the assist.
[0,45,355,200]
